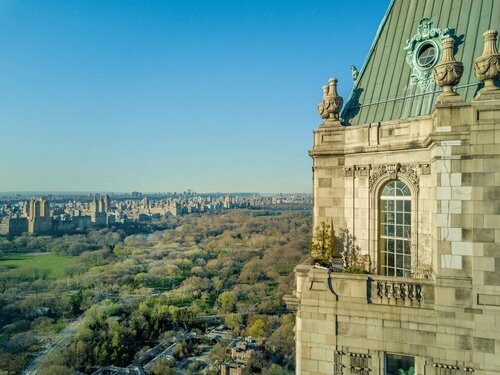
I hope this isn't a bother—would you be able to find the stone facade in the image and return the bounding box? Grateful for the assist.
[287,92,500,375]
[286,10,500,375]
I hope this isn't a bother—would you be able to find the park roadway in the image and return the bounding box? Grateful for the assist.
[21,318,84,375]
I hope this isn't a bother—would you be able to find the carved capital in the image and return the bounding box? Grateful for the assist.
[344,165,369,177]
[355,165,370,177]
[344,167,354,177]
[420,164,431,175]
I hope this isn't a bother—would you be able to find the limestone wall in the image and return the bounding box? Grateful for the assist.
[294,97,500,374]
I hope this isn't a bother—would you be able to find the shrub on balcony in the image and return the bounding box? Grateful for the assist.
[310,224,371,273]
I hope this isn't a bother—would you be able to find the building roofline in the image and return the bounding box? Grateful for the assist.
[341,0,395,122]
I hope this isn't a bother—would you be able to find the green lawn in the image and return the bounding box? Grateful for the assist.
[0,252,73,279]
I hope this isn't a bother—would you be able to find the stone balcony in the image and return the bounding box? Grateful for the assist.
[284,264,435,312]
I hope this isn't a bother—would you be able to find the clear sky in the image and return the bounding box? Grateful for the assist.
[0,0,389,193]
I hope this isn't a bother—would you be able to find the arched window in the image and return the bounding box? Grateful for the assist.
[380,180,412,277]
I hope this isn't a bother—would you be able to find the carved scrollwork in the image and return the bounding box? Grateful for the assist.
[369,163,421,192]
[404,18,450,85]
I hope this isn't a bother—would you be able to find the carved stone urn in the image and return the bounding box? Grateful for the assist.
[317,78,343,126]
[433,37,463,102]
[474,29,500,98]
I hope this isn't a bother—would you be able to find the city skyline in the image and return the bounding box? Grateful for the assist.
[0,1,388,193]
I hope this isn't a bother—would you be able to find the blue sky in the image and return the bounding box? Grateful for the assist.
[0,0,388,193]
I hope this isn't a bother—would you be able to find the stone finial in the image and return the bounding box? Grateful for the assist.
[473,29,500,98]
[317,78,343,126]
[433,37,463,102]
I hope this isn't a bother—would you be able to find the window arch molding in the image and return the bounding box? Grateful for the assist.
[368,173,419,277]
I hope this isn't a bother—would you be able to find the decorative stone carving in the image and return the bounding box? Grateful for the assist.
[376,280,423,303]
[368,163,420,191]
[420,164,431,175]
[348,352,371,375]
[355,165,369,177]
[432,364,475,375]
[344,167,354,177]
[474,29,500,98]
[350,65,359,81]
[318,78,343,126]
[405,18,450,85]
[334,351,345,375]
[433,37,464,101]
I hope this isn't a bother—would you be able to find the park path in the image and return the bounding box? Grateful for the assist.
[21,318,84,375]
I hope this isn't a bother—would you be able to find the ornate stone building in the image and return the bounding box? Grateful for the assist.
[286,0,500,374]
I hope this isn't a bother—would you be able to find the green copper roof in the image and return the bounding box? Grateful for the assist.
[342,0,500,126]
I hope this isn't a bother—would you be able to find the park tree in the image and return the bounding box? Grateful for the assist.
[0,352,25,375]
[224,313,244,334]
[247,318,268,338]
[217,291,237,314]
[151,358,177,375]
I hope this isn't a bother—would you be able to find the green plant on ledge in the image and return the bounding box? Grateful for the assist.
[309,222,337,267]
[309,223,371,273]
[399,367,415,375]
[342,265,369,274]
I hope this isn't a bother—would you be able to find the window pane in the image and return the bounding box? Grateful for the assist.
[380,180,412,278]
[404,200,411,212]
[395,181,406,190]
[403,241,411,255]
[396,200,404,212]
[382,184,392,196]
[387,212,395,224]
[395,240,403,254]
[404,255,411,269]
[385,354,415,375]
[386,239,393,252]
[403,225,411,238]
[404,213,411,225]
[385,200,395,211]
[396,254,403,268]
[396,213,403,223]
[396,225,403,238]
[388,253,394,267]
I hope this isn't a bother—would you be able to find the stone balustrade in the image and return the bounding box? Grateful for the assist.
[284,264,436,312]
[369,274,435,308]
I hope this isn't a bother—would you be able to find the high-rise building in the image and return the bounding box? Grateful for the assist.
[103,194,111,213]
[90,194,107,226]
[286,1,500,374]
[27,198,52,234]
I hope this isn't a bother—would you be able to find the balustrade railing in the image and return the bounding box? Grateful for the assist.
[369,275,434,307]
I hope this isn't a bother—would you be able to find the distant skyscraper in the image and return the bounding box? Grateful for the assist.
[27,198,52,234]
